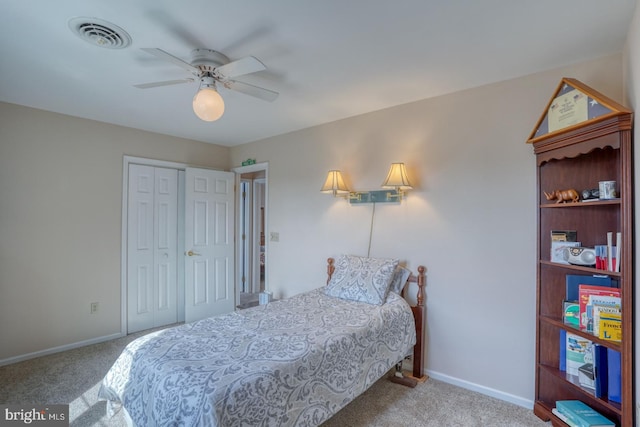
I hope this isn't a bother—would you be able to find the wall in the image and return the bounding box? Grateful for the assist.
[623,0,640,419]
[0,103,229,363]
[230,55,624,406]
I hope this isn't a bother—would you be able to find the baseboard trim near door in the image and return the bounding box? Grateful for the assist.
[0,332,124,367]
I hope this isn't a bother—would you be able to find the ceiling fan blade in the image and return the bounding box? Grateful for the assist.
[134,78,194,89]
[225,80,279,102]
[216,56,266,80]
[141,48,199,75]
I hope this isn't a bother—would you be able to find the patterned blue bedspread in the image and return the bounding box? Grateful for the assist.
[98,288,416,426]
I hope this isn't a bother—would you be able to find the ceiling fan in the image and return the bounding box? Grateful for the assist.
[135,48,279,121]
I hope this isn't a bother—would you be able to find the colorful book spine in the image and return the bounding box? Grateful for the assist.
[607,349,621,403]
[593,344,608,399]
[578,285,620,329]
[599,317,622,342]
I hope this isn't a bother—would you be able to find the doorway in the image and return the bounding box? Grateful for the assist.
[233,163,268,309]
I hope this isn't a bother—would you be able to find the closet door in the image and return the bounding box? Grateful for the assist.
[127,164,178,333]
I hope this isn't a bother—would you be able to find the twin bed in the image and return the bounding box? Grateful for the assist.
[99,255,426,426]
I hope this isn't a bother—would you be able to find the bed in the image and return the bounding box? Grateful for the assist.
[99,255,426,426]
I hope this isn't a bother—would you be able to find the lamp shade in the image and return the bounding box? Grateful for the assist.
[382,162,413,190]
[193,86,225,121]
[320,170,350,196]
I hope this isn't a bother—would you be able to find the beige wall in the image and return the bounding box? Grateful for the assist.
[0,103,229,362]
[230,54,624,405]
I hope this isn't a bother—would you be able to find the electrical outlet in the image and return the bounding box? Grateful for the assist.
[90,302,99,314]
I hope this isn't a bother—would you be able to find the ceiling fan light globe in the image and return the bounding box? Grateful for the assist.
[193,88,225,121]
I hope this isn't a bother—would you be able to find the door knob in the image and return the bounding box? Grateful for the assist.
[186,250,201,257]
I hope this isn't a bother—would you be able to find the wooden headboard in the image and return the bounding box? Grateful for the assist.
[325,258,427,383]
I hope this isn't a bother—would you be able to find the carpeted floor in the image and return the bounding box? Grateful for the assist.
[0,328,549,427]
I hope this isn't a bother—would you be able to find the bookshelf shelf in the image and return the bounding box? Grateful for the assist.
[540,199,621,209]
[539,316,622,352]
[528,78,634,426]
[538,365,622,414]
[539,261,622,277]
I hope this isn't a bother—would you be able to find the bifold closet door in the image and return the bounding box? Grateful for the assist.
[127,164,178,333]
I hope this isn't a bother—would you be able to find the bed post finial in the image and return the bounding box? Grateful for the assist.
[416,265,426,307]
[327,258,335,284]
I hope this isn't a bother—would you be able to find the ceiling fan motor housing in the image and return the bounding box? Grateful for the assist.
[191,49,229,74]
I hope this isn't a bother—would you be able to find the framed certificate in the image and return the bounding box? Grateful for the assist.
[527,78,627,144]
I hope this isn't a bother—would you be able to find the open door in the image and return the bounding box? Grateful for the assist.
[184,167,235,322]
[234,163,268,309]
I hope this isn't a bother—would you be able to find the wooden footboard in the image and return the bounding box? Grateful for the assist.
[326,258,427,386]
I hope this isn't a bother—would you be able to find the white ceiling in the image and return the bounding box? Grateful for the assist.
[0,0,636,147]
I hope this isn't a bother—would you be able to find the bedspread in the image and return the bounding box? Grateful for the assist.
[98,288,416,427]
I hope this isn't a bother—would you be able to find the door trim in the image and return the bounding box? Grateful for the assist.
[121,156,189,336]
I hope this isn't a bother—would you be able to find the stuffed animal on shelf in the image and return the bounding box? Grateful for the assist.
[543,189,580,203]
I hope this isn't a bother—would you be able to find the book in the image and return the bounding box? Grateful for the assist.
[566,333,592,377]
[578,285,620,329]
[578,362,595,390]
[565,274,616,302]
[552,230,578,242]
[552,408,579,427]
[592,304,621,336]
[563,301,580,327]
[607,349,621,403]
[555,400,615,426]
[593,344,608,399]
[599,317,622,342]
[559,329,566,371]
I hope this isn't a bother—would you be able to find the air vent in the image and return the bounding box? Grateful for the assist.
[68,17,131,49]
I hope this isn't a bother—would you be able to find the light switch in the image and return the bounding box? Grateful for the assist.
[270,232,279,242]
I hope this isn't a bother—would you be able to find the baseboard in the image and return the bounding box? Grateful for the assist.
[0,332,124,367]
[425,370,534,410]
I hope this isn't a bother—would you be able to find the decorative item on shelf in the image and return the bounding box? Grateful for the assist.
[564,247,596,266]
[552,241,580,264]
[321,163,413,204]
[241,158,257,166]
[598,181,617,200]
[581,188,600,200]
[543,188,580,203]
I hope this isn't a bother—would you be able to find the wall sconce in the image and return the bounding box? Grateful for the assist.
[381,162,413,200]
[320,170,351,197]
[321,163,413,204]
[192,75,225,121]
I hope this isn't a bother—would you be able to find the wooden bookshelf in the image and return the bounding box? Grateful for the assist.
[527,78,634,426]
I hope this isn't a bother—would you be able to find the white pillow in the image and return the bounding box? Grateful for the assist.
[325,255,399,305]
[389,266,411,295]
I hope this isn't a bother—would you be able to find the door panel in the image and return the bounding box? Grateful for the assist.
[153,167,178,327]
[185,167,235,322]
[128,164,178,333]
